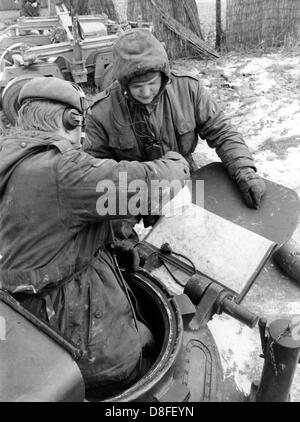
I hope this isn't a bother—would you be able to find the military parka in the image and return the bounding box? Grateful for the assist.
[84,28,255,178]
[0,130,188,389]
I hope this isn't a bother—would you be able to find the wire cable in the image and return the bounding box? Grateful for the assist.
[160,242,197,273]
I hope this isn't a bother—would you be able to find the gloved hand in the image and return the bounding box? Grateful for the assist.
[112,239,140,273]
[235,167,266,209]
[162,151,190,178]
[111,219,139,242]
[142,215,160,228]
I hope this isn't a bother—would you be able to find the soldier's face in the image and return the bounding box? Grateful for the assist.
[128,73,162,104]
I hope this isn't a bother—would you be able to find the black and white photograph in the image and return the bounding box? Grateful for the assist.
[0,0,300,406]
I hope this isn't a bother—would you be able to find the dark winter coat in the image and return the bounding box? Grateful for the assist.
[0,130,187,388]
[84,29,255,177]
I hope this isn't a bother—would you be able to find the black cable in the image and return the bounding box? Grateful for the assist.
[160,242,197,274]
[161,260,185,288]
[106,224,140,333]
[170,251,197,274]
[110,92,161,145]
[107,221,143,377]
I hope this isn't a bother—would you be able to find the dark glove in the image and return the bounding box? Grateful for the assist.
[111,218,139,242]
[111,240,140,273]
[142,215,160,228]
[235,167,266,209]
[162,151,191,178]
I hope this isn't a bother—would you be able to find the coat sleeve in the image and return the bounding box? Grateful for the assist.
[56,149,189,228]
[83,110,115,159]
[194,83,256,178]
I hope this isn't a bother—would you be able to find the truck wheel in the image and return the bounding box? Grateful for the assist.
[2,75,35,125]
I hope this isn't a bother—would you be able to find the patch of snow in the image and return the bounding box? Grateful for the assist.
[178,51,300,189]
[254,150,300,188]
[240,57,275,75]
[208,315,262,395]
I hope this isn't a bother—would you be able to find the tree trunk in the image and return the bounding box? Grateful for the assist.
[88,0,119,21]
[127,0,204,59]
[215,0,222,50]
[63,0,90,15]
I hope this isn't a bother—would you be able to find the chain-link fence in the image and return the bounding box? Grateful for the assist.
[226,0,300,49]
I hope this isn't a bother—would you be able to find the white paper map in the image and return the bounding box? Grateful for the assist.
[145,203,276,295]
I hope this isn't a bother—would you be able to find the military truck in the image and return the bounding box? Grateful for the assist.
[0,3,151,124]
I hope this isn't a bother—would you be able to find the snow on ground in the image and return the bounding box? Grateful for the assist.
[172,51,300,189]
[208,315,261,396]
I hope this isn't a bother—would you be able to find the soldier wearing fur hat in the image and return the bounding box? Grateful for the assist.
[0,76,190,398]
[85,29,266,213]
